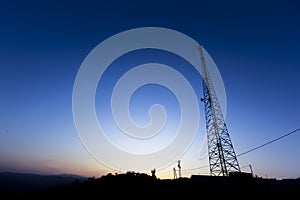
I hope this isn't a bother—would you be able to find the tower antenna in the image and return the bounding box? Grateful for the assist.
[198,45,240,176]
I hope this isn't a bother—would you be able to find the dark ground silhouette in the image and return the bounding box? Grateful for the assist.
[1,171,299,198]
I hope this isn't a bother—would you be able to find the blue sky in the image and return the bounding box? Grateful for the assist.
[0,0,299,179]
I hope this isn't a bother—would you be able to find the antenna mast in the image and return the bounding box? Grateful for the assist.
[198,45,240,176]
[177,160,181,178]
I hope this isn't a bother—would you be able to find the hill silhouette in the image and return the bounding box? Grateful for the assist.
[0,172,86,196]
[1,171,299,198]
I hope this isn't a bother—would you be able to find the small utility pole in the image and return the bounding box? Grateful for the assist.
[177,160,182,178]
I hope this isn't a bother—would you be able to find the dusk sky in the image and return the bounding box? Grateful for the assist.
[1,0,299,179]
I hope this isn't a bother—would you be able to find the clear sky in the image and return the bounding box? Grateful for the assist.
[1,0,299,180]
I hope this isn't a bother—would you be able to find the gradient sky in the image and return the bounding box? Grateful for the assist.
[1,0,300,179]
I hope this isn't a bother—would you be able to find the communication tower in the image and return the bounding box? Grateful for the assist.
[198,45,241,176]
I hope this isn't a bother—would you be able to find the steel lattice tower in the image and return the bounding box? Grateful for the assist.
[198,45,240,176]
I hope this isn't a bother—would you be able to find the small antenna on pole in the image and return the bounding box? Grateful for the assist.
[177,160,181,178]
[173,167,177,179]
